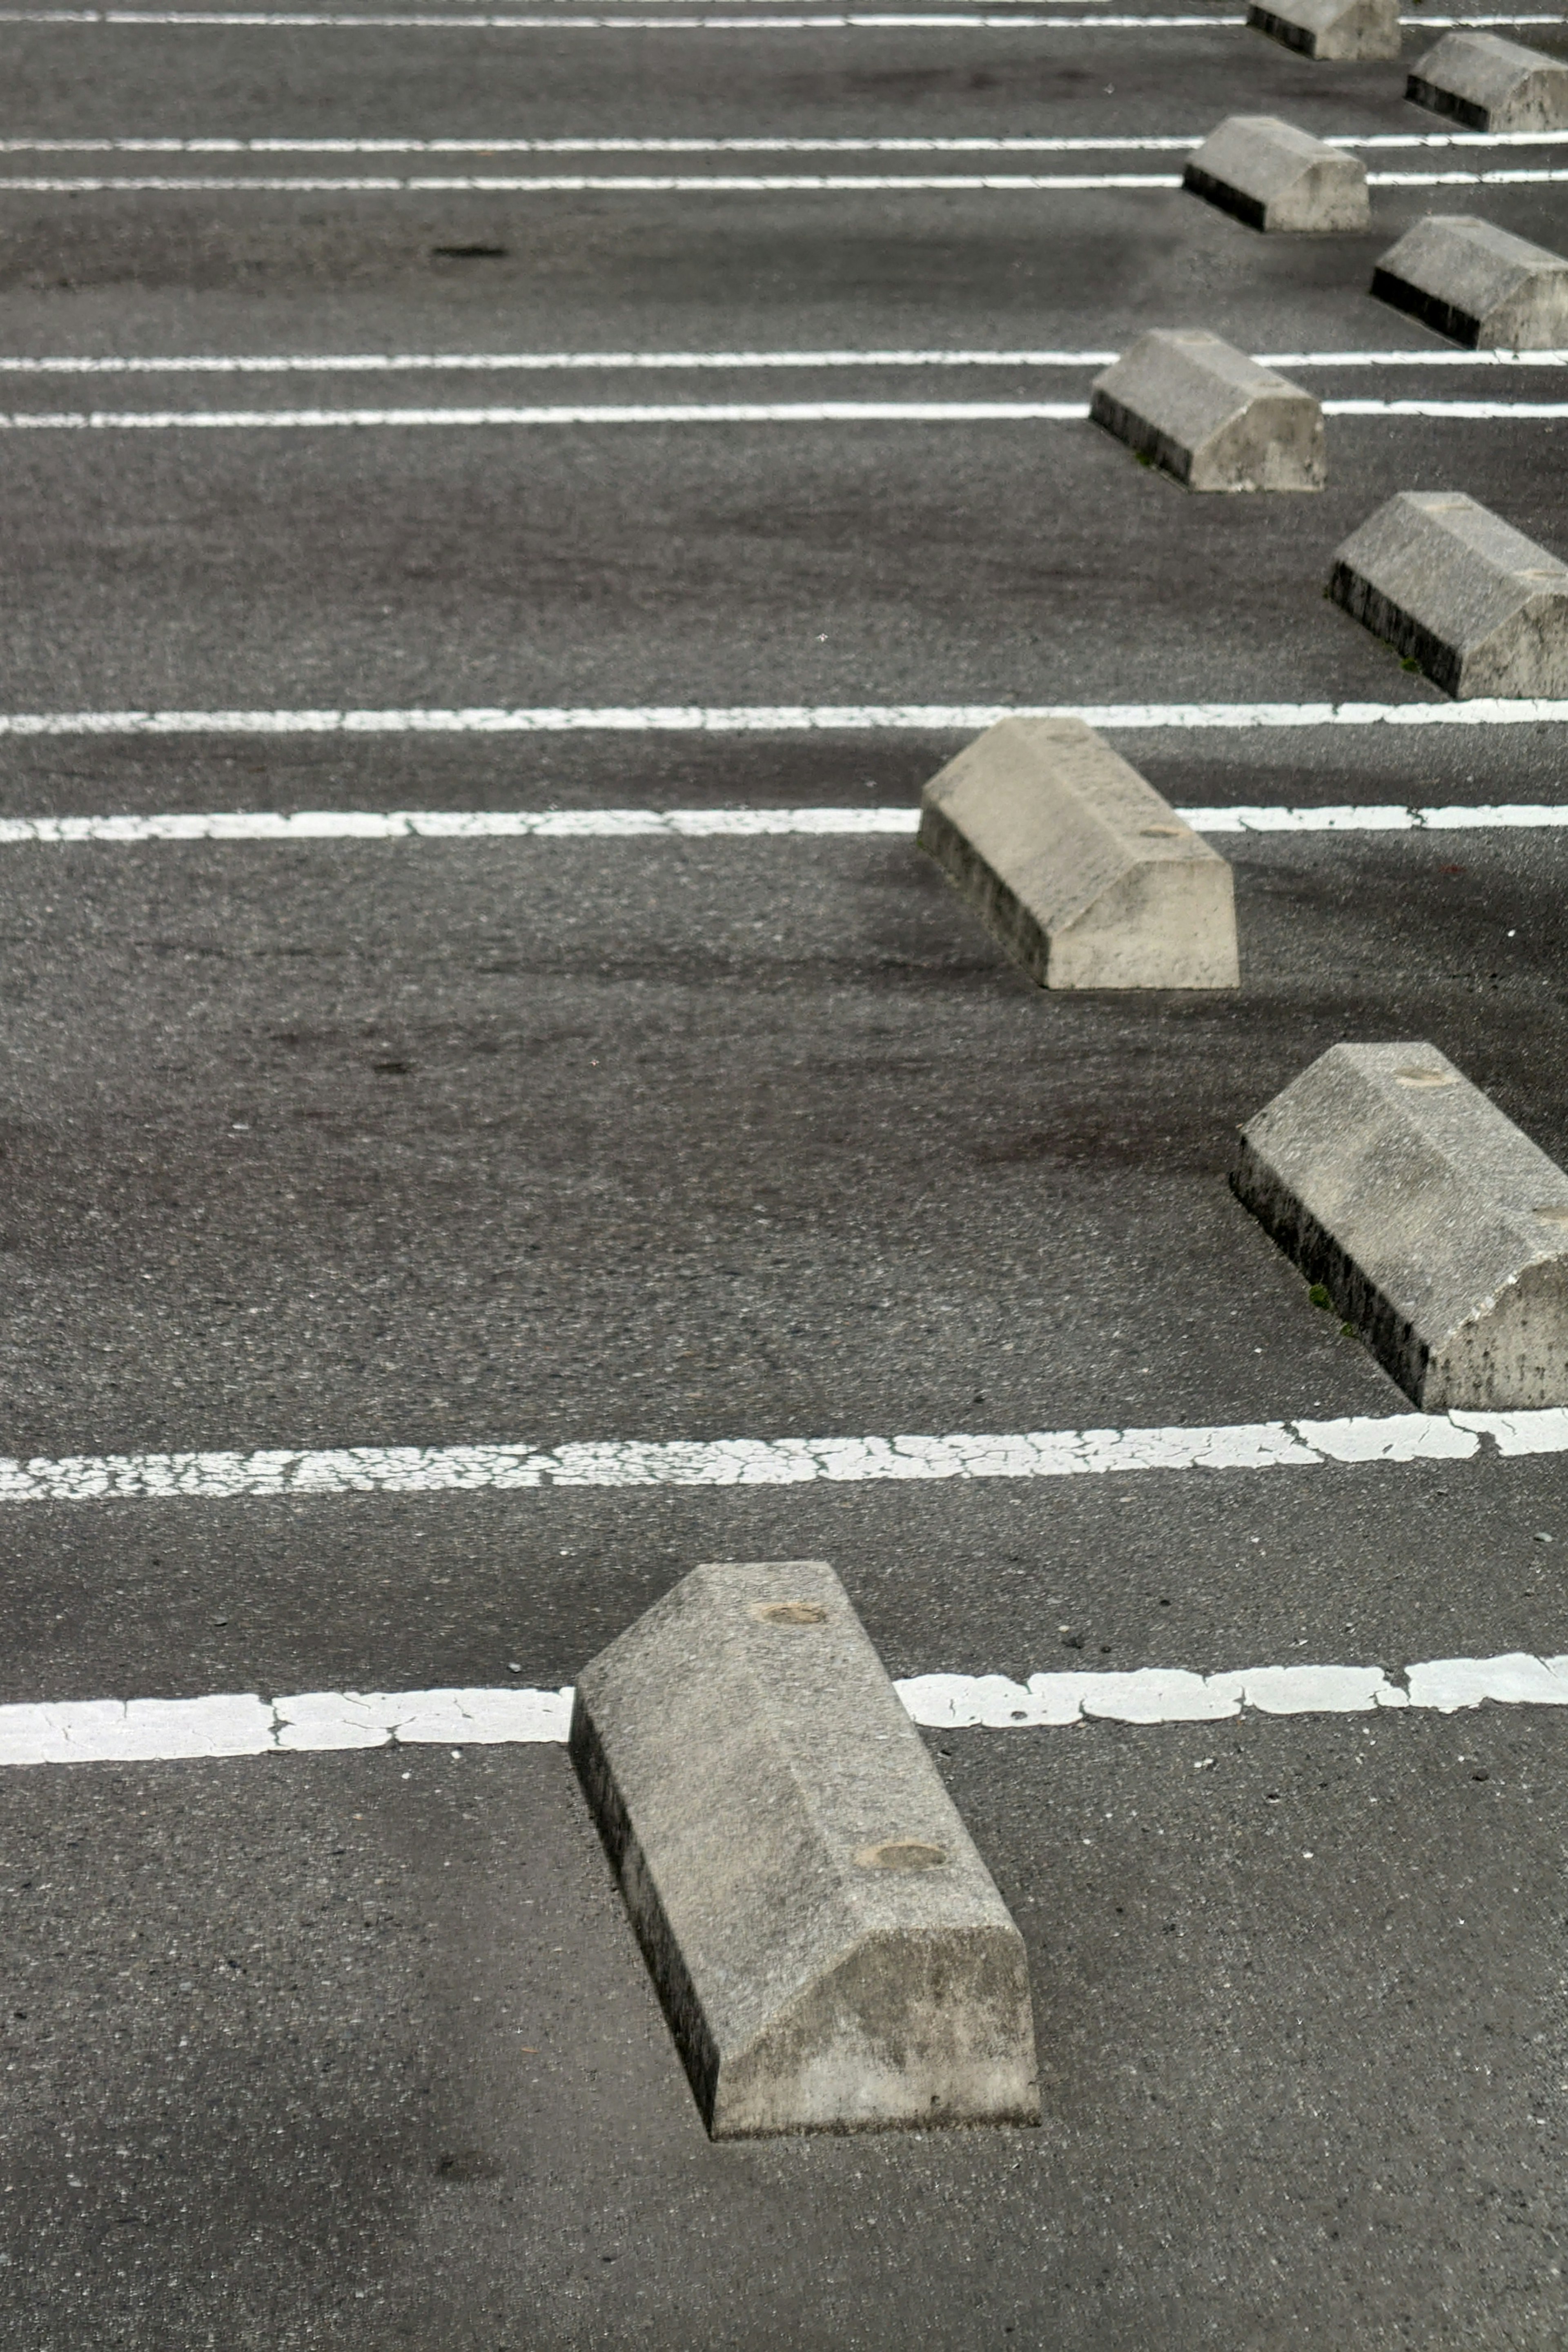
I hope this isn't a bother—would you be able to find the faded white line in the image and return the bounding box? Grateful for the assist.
[10,166,1568,189]
[6,8,1565,24]
[7,1652,1568,1764]
[1,803,1566,841]
[0,398,1093,425]
[0,396,1560,427]
[6,701,1568,735]
[0,1407,1562,1502]
[0,9,1257,23]
[0,172,1192,190]
[2,347,1567,376]
[9,129,1568,149]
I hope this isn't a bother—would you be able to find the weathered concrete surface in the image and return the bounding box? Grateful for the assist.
[1407,30,1568,131]
[569,1557,1040,2139]
[1183,114,1370,232]
[1370,214,1568,349]
[1233,1042,1568,1409]
[1247,0,1400,60]
[918,715,1239,990]
[1328,490,1568,697]
[1090,328,1324,492]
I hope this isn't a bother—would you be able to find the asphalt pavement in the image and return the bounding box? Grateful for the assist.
[3,2,1568,2343]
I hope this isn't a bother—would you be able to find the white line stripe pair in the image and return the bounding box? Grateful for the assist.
[7,1652,1568,1765]
[2,699,1566,735]
[0,802,1564,840]
[0,1405,1559,1501]
[0,397,1559,426]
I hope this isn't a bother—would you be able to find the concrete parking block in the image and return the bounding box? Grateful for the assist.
[1247,0,1400,60]
[1183,115,1370,232]
[1328,490,1568,696]
[1090,328,1325,490]
[917,715,1239,990]
[569,1557,1041,2140]
[1370,214,1568,348]
[1406,30,1568,131]
[1233,1042,1568,1410]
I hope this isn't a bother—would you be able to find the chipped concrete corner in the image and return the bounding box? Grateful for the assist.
[569,1557,1040,2139]
[1233,1042,1568,1410]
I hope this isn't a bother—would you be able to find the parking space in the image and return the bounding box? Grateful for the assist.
[3,0,1568,2340]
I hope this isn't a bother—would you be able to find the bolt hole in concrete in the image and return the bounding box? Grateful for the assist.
[1395,1067,1459,1087]
[854,1841,949,1872]
[750,1601,828,1626]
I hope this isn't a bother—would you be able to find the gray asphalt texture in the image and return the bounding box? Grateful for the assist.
[4,4,1568,2345]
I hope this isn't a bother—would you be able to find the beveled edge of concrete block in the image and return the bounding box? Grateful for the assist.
[1407,29,1568,130]
[917,714,1240,991]
[1230,1042,1568,1409]
[1183,114,1370,232]
[1370,212,1568,348]
[1247,0,1400,61]
[1089,328,1324,491]
[1327,488,1568,697]
[570,1557,1042,2138]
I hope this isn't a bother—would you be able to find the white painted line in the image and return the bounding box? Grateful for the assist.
[0,9,1257,24]
[1187,801,1568,830]
[1262,350,1568,368]
[0,1405,1563,1503]
[899,1653,1568,1726]
[8,701,1568,735]
[0,802,1564,841]
[1324,398,1568,415]
[4,7,1564,24]
[8,129,1568,149]
[7,1650,1568,1765]
[0,172,1189,190]
[8,7,1568,24]
[2,347,1567,376]
[0,806,925,840]
[8,165,1568,189]
[0,399,1093,426]
[0,396,1557,428]
[0,1686,575,1763]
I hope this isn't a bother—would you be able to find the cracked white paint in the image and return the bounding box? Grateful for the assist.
[0,1408,1550,1501]
[4,1657,1568,1765]
[0,802,1566,842]
[900,1662,1412,1726]
[5,701,1568,738]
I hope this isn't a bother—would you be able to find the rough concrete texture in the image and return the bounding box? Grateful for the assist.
[1090,327,1325,490]
[917,715,1239,991]
[1370,213,1568,348]
[569,1557,1040,2140]
[1328,490,1568,697]
[1232,1042,1568,1410]
[1406,29,1568,131]
[1183,114,1371,232]
[1246,0,1400,60]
